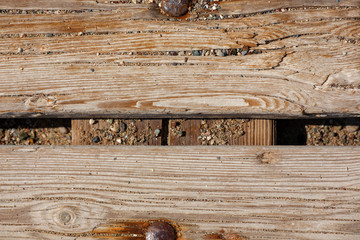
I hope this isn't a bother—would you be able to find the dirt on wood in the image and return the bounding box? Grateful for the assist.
[72,119,163,145]
[169,119,248,145]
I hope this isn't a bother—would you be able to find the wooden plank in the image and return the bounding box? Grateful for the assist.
[0,2,359,118]
[0,146,360,239]
[168,119,275,145]
[71,119,163,145]
[0,0,359,11]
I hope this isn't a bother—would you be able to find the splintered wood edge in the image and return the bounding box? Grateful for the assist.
[1,146,360,239]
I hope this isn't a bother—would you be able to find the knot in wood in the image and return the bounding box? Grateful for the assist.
[161,0,189,17]
[57,208,76,225]
[146,221,177,240]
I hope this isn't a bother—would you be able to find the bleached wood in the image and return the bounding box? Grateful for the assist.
[0,146,359,239]
[0,1,359,118]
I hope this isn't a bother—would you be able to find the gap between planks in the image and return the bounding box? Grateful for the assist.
[71,119,275,145]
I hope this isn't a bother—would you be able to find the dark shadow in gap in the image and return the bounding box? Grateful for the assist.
[277,118,360,145]
[0,119,71,145]
[0,118,71,128]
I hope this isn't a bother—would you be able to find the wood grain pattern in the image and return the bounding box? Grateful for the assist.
[0,1,359,118]
[0,146,359,239]
[168,119,275,145]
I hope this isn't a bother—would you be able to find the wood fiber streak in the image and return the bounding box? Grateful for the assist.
[0,1,359,118]
[0,146,360,239]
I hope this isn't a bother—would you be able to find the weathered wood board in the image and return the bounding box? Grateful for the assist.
[0,0,359,118]
[0,146,359,239]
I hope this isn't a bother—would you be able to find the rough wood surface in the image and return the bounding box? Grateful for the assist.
[168,119,275,145]
[0,1,359,118]
[0,146,359,239]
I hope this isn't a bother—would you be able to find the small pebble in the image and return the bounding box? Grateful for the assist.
[18,132,29,140]
[344,119,360,132]
[192,50,201,56]
[110,123,120,133]
[215,49,224,57]
[18,48,23,53]
[90,68,95,72]
[58,127,69,134]
[89,119,96,125]
[345,125,359,132]
[120,122,127,132]
[330,132,338,137]
[211,4,219,11]
[154,129,161,137]
[168,51,178,56]
[11,129,20,137]
[46,33,54,37]
[92,136,100,143]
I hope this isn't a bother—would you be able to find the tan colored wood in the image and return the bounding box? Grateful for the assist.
[168,119,275,145]
[0,2,359,118]
[243,119,276,145]
[0,146,360,239]
[71,119,163,145]
[0,0,358,11]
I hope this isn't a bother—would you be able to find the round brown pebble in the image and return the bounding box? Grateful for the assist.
[345,125,359,132]
[146,222,176,240]
[161,0,189,17]
[58,127,69,134]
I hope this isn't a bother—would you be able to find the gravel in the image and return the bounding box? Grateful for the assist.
[1,118,359,146]
[0,119,71,145]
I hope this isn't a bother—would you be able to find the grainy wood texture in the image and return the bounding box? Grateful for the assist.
[71,119,163,145]
[0,0,359,118]
[168,119,275,145]
[0,146,360,239]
